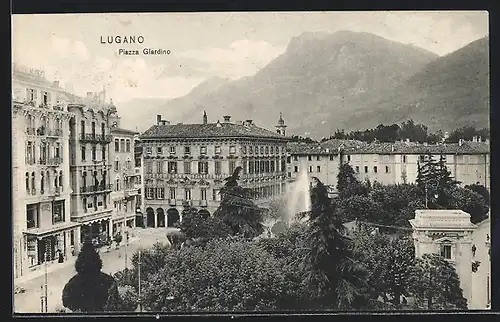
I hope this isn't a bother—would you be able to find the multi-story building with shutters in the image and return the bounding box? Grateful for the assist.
[67,90,115,247]
[108,113,140,235]
[138,112,290,228]
[287,138,490,192]
[12,65,80,278]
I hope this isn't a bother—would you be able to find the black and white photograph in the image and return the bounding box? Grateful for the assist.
[11,11,491,314]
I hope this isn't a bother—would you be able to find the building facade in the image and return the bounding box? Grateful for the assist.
[138,113,289,227]
[67,90,114,247]
[287,138,490,192]
[409,209,477,308]
[109,120,141,235]
[12,65,80,278]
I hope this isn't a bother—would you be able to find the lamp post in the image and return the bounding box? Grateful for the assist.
[138,249,142,312]
[40,251,48,313]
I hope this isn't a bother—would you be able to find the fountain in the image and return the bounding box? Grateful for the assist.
[285,168,312,226]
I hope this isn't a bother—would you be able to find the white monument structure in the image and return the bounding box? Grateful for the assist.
[409,209,477,309]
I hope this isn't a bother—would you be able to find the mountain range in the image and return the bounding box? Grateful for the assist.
[117,31,489,139]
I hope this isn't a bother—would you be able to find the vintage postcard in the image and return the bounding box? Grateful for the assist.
[11,11,490,314]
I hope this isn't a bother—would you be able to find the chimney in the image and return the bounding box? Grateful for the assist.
[459,139,464,147]
[203,111,208,125]
[406,138,410,143]
[444,131,449,140]
[86,92,93,99]
[478,136,482,142]
[245,119,253,125]
[160,120,170,126]
[391,144,395,152]
[423,142,427,146]
[157,115,162,125]
[223,115,231,123]
[53,81,59,87]
[472,136,477,143]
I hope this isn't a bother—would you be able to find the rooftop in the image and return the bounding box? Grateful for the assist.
[111,127,140,135]
[140,122,289,140]
[288,139,490,155]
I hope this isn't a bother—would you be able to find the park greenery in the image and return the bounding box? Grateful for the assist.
[63,158,487,312]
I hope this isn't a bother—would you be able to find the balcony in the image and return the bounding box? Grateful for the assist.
[47,157,63,166]
[46,129,63,138]
[79,133,112,144]
[124,188,139,198]
[26,158,36,165]
[79,184,113,194]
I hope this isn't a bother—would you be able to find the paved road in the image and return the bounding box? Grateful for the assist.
[470,219,490,309]
[13,228,172,313]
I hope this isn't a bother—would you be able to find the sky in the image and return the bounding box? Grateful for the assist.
[12,11,488,103]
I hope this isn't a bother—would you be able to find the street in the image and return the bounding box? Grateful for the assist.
[13,227,172,313]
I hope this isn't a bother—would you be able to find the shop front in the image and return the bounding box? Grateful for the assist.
[23,222,81,269]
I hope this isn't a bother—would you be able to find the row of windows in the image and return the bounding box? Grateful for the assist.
[114,159,134,172]
[25,88,52,105]
[26,141,62,164]
[114,139,132,153]
[145,145,286,155]
[292,165,391,174]
[26,114,63,131]
[81,145,107,161]
[25,171,64,194]
[146,187,218,201]
[80,120,106,137]
[288,154,478,164]
[81,195,107,213]
[145,160,286,175]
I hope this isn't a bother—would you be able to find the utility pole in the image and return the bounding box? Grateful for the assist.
[425,184,428,209]
[138,249,142,312]
[44,252,48,312]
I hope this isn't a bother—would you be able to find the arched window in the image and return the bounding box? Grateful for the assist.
[59,171,63,188]
[41,172,45,193]
[82,171,87,187]
[31,172,35,192]
[102,171,107,187]
[54,170,58,187]
[116,178,120,191]
[25,172,30,192]
[120,139,125,152]
[46,171,51,190]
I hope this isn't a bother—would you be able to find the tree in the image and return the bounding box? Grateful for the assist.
[336,195,381,223]
[62,241,121,312]
[447,126,489,143]
[179,208,231,241]
[464,183,490,205]
[139,238,304,312]
[117,285,139,311]
[397,119,428,143]
[407,253,467,310]
[301,177,369,310]
[213,166,265,238]
[353,233,415,307]
[448,187,489,224]
[336,163,369,199]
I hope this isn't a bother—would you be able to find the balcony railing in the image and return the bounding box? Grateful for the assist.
[79,184,113,194]
[26,158,36,165]
[26,127,36,135]
[47,157,63,166]
[169,199,176,206]
[47,129,63,137]
[79,133,112,143]
[199,200,208,207]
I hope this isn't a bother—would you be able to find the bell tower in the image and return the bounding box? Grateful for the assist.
[275,112,287,136]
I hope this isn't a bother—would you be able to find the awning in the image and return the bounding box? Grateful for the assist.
[23,222,81,238]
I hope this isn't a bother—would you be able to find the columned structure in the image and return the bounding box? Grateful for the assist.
[409,209,477,308]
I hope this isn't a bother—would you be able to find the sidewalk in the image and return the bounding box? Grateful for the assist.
[14,236,141,287]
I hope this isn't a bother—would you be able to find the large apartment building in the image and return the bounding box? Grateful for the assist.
[287,138,490,191]
[67,91,114,247]
[138,112,290,228]
[109,113,141,235]
[12,65,80,279]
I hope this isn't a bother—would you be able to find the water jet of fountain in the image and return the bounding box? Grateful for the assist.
[285,168,312,226]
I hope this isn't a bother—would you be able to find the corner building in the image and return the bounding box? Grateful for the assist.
[139,113,289,227]
[12,65,80,278]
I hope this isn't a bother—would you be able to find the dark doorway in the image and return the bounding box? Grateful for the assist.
[146,207,155,227]
[167,208,180,227]
[157,208,165,227]
[135,214,144,228]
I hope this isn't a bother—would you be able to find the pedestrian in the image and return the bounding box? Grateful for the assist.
[57,249,64,263]
[472,244,477,257]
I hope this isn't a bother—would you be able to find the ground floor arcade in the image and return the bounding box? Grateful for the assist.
[143,206,211,228]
